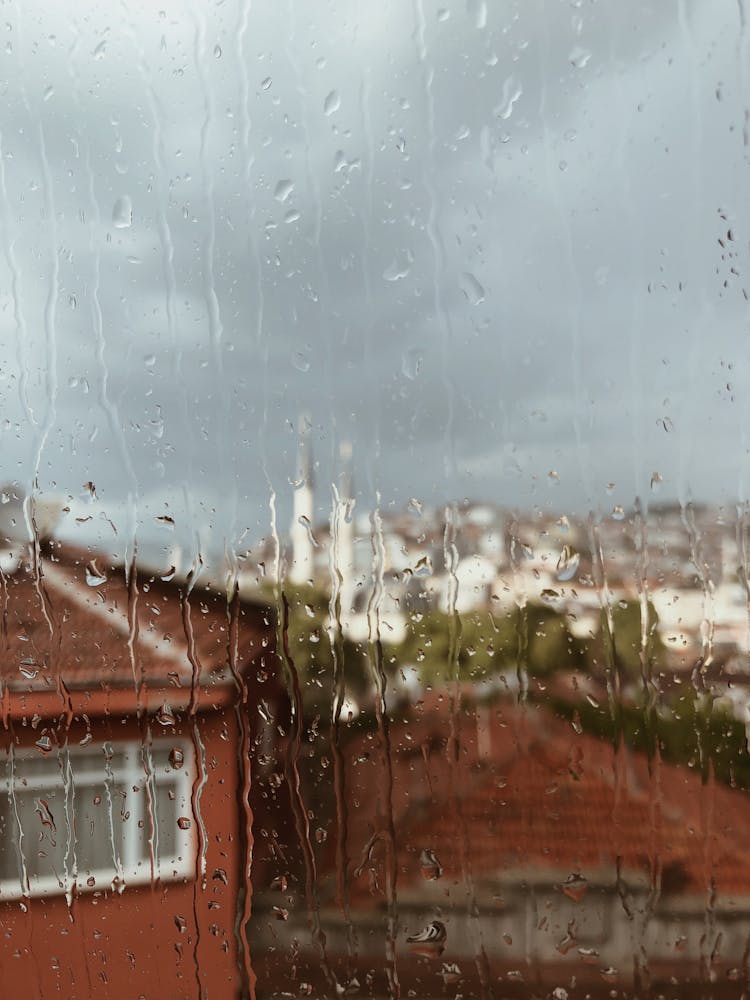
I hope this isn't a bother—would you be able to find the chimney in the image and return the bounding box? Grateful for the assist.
[288,416,315,586]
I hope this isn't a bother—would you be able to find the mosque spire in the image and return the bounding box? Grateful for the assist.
[288,415,315,586]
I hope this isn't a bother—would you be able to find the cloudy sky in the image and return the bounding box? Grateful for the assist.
[0,0,749,560]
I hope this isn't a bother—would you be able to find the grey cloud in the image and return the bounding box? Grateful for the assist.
[0,0,748,563]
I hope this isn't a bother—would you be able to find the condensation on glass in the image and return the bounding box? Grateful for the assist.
[0,1,748,998]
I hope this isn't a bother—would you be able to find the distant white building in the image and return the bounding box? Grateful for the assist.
[288,420,315,586]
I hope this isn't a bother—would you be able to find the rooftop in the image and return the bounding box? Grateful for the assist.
[0,540,274,718]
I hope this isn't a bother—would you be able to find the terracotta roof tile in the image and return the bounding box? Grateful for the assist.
[334,694,750,906]
[0,543,273,702]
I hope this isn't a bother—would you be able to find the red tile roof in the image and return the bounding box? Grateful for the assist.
[337,692,750,903]
[0,542,274,717]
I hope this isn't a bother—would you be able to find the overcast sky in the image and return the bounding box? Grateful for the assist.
[0,0,749,561]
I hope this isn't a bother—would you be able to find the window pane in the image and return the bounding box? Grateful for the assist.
[1,0,749,996]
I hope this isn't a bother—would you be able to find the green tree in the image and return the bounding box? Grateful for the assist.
[588,598,666,683]
[396,604,583,683]
[265,583,370,714]
[525,603,585,676]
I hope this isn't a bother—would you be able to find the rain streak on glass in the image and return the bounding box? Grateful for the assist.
[0,1,748,998]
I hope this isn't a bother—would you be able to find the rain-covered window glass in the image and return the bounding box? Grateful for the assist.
[0,743,191,896]
[2,1,750,998]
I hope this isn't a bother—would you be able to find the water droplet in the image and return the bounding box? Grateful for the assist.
[273,906,289,921]
[460,272,485,305]
[323,90,340,116]
[441,964,462,986]
[35,735,53,753]
[292,350,310,373]
[174,915,188,933]
[177,816,191,831]
[43,85,54,101]
[156,703,175,726]
[92,39,106,60]
[437,7,450,20]
[274,178,294,203]
[213,44,221,58]
[383,251,413,282]
[419,848,443,880]
[496,77,522,120]
[212,867,228,884]
[556,923,577,956]
[556,545,580,582]
[270,874,287,892]
[578,947,599,964]
[85,560,107,587]
[611,505,625,521]
[35,799,55,831]
[414,555,432,577]
[112,195,132,229]
[284,208,301,224]
[561,873,588,903]
[650,471,663,492]
[406,920,447,958]
[261,76,272,90]
[401,347,422,380]
[569,47,591,69]
[169,747,185,769]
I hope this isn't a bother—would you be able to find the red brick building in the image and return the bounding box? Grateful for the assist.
[0,538,279,999]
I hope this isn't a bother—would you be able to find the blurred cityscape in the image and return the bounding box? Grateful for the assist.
[3,466,750,996]
[235,442,750,997]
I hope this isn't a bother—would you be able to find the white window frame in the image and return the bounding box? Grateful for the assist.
[0,738,194,901]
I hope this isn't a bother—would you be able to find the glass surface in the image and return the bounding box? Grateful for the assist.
[0,745,190,894]
[0,1,749,997]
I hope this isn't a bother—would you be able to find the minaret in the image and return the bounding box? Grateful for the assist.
[337,442,356,625]
[288,417,315,586]
[720,530,738,586]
